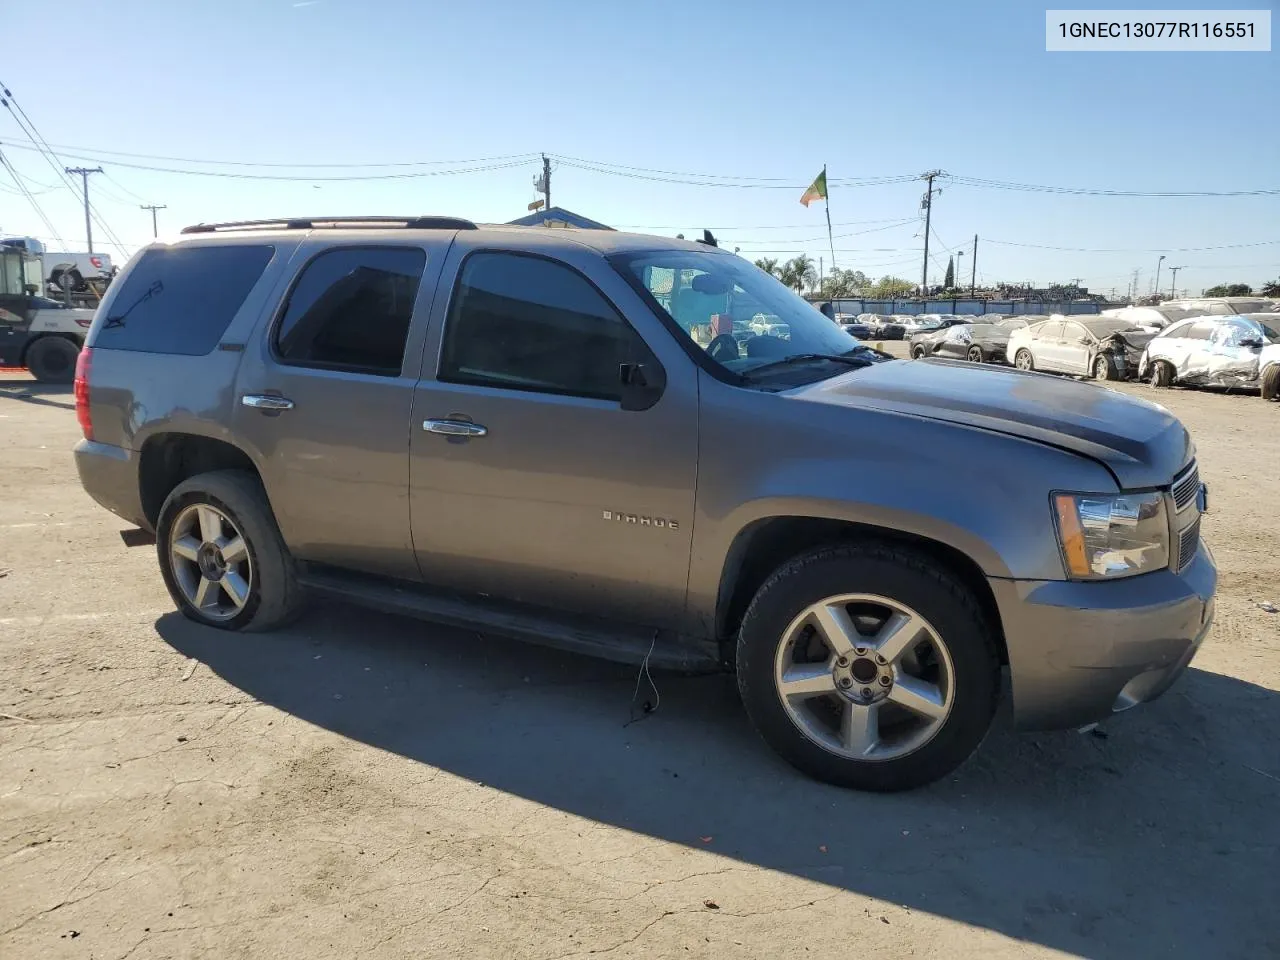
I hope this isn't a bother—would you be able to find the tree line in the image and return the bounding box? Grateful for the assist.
[753,256,916,299]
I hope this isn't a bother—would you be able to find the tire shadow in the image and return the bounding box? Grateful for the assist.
[157,601,1280,960]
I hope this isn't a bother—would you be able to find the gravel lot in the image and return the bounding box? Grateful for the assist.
[2,360,1277,960]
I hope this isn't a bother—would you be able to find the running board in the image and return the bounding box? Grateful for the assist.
[296,565,721,673]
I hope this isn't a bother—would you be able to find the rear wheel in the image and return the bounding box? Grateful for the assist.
[1014,349,1034,371]
[156,470,304,632]
[736,544,1000,792]
[1261,365,1280,401]
[967,346,985,363]
[1150,360,1174,388]
[25,337,79,383]
[1093,354,1119,381]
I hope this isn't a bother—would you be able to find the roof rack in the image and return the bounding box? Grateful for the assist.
[180,216,477,235]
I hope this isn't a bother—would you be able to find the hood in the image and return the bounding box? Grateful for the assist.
[794,358,1192,488]
[1104,329,1157,352]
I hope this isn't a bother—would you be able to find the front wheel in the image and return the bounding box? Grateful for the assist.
[912,347,926,359]
[156,470,304,632]
[1150,360,1174,388]
[736,544,1000,792]
[1014,349,1034,371]
[967,346,985,363]
[1261,364,1280,401]
[1093,354,1119,381]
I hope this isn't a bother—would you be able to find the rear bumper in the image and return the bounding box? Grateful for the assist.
[73,439,149,530]
[992,541,1216,730]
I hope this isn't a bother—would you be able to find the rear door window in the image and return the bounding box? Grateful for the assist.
[274,246,426,376]
[93,245,274,355]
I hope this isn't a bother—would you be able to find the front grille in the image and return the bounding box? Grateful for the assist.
[1176,516,1201,571]
[1172,462,1200,512]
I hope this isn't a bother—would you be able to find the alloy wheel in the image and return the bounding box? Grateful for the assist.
[168,503,253,621]
[772,594,955,761]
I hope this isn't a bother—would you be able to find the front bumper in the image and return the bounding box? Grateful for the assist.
[990,541,1216,730]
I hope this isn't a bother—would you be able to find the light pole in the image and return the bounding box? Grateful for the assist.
[1153,255,1166,300]
[956,250,965,293]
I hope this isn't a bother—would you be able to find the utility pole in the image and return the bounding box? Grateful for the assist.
[1153,255,1166,299]
[139,204,166,238]
[65,166,103,253]
[918,170,944,296]
[542,154,552,212]
[1168,265,1184,298]
[970,234,977,295]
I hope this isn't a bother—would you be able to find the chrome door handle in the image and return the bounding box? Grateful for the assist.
[242,394,295,411]
[423,419,487,437]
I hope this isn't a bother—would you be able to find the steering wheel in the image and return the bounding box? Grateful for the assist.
[707,334,739,363]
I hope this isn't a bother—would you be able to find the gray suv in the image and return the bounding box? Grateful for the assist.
[73,217,1215,791]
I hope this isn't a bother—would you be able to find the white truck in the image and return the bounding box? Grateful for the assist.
[43,249,114,302]
[0,237,96,382]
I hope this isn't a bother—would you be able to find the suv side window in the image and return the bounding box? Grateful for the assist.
[274,246,426,376]
[439,252,636,401]
[1184,321,1216,340]
[1207,303,1234,316]
[93,244,274,355]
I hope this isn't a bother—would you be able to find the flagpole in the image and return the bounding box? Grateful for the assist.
[823,164,836,270]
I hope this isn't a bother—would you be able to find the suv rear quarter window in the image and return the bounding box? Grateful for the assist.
[92,244,274,355]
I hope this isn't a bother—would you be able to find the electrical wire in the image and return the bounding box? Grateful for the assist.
[0,140,533,182]
[0,148,67,250]
[950,175,1280,199]
[0,139,541,169]
[984,237,1280,253]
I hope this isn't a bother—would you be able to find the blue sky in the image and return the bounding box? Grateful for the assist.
[1,0,1276,296]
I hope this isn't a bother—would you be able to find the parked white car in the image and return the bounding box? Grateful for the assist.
[1138,313,1280,398]
[1099,305,1201,331]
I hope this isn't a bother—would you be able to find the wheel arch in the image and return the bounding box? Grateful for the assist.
[138,433,262,529]
[713,515,1008,668]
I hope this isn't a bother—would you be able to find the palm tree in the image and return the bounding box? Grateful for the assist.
[783,255,816,295]
[754,257,781,278]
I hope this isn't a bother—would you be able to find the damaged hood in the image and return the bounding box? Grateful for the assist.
[794,358,1191,488]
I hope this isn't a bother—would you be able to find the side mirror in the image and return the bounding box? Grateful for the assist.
[1239,338,1264,349]
[619,361,665,412]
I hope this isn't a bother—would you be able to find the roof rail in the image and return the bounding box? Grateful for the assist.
[180,216,477,235]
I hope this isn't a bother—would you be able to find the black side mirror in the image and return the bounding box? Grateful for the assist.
[619,361,665,411]
[1240,338,1264,349]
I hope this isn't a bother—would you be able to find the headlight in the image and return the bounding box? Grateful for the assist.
[1053,492,1169,579]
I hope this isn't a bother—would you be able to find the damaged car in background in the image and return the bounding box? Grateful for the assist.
[1139,314,1280,398]
[910,322,1011,363]
[1007,317,1156,381]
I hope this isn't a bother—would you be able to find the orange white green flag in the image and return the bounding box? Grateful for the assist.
[799,167,827,207]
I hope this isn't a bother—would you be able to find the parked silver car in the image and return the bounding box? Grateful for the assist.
[1138,313,1280,397]
[73,216,1215,792]
[1007,317,1156,380]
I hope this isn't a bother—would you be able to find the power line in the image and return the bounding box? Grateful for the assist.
[950,175,1280,198]
[0,147,67,249]
[0,140,533,181]
[984,237,1280,253]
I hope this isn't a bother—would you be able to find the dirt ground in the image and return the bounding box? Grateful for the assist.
[2,360,1277,960]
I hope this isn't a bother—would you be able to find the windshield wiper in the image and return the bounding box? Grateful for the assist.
[741,353,874,379]
[103,279,163,329]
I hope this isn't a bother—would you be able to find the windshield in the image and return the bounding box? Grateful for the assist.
[615,250,866,377]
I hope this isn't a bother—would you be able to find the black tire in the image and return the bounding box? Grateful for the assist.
[736,544,1001,792]
[156,470,304,632]
[1093,354,1119,381]
[1261,365,1280,401]
[967,346,985,363]
[25,337,80,383]
[912,347,926,360]
[1014,349,1034,371]
[1150,360,1174,388]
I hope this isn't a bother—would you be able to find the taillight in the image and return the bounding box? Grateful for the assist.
[74,347,93,441]
[90,257,103,269]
